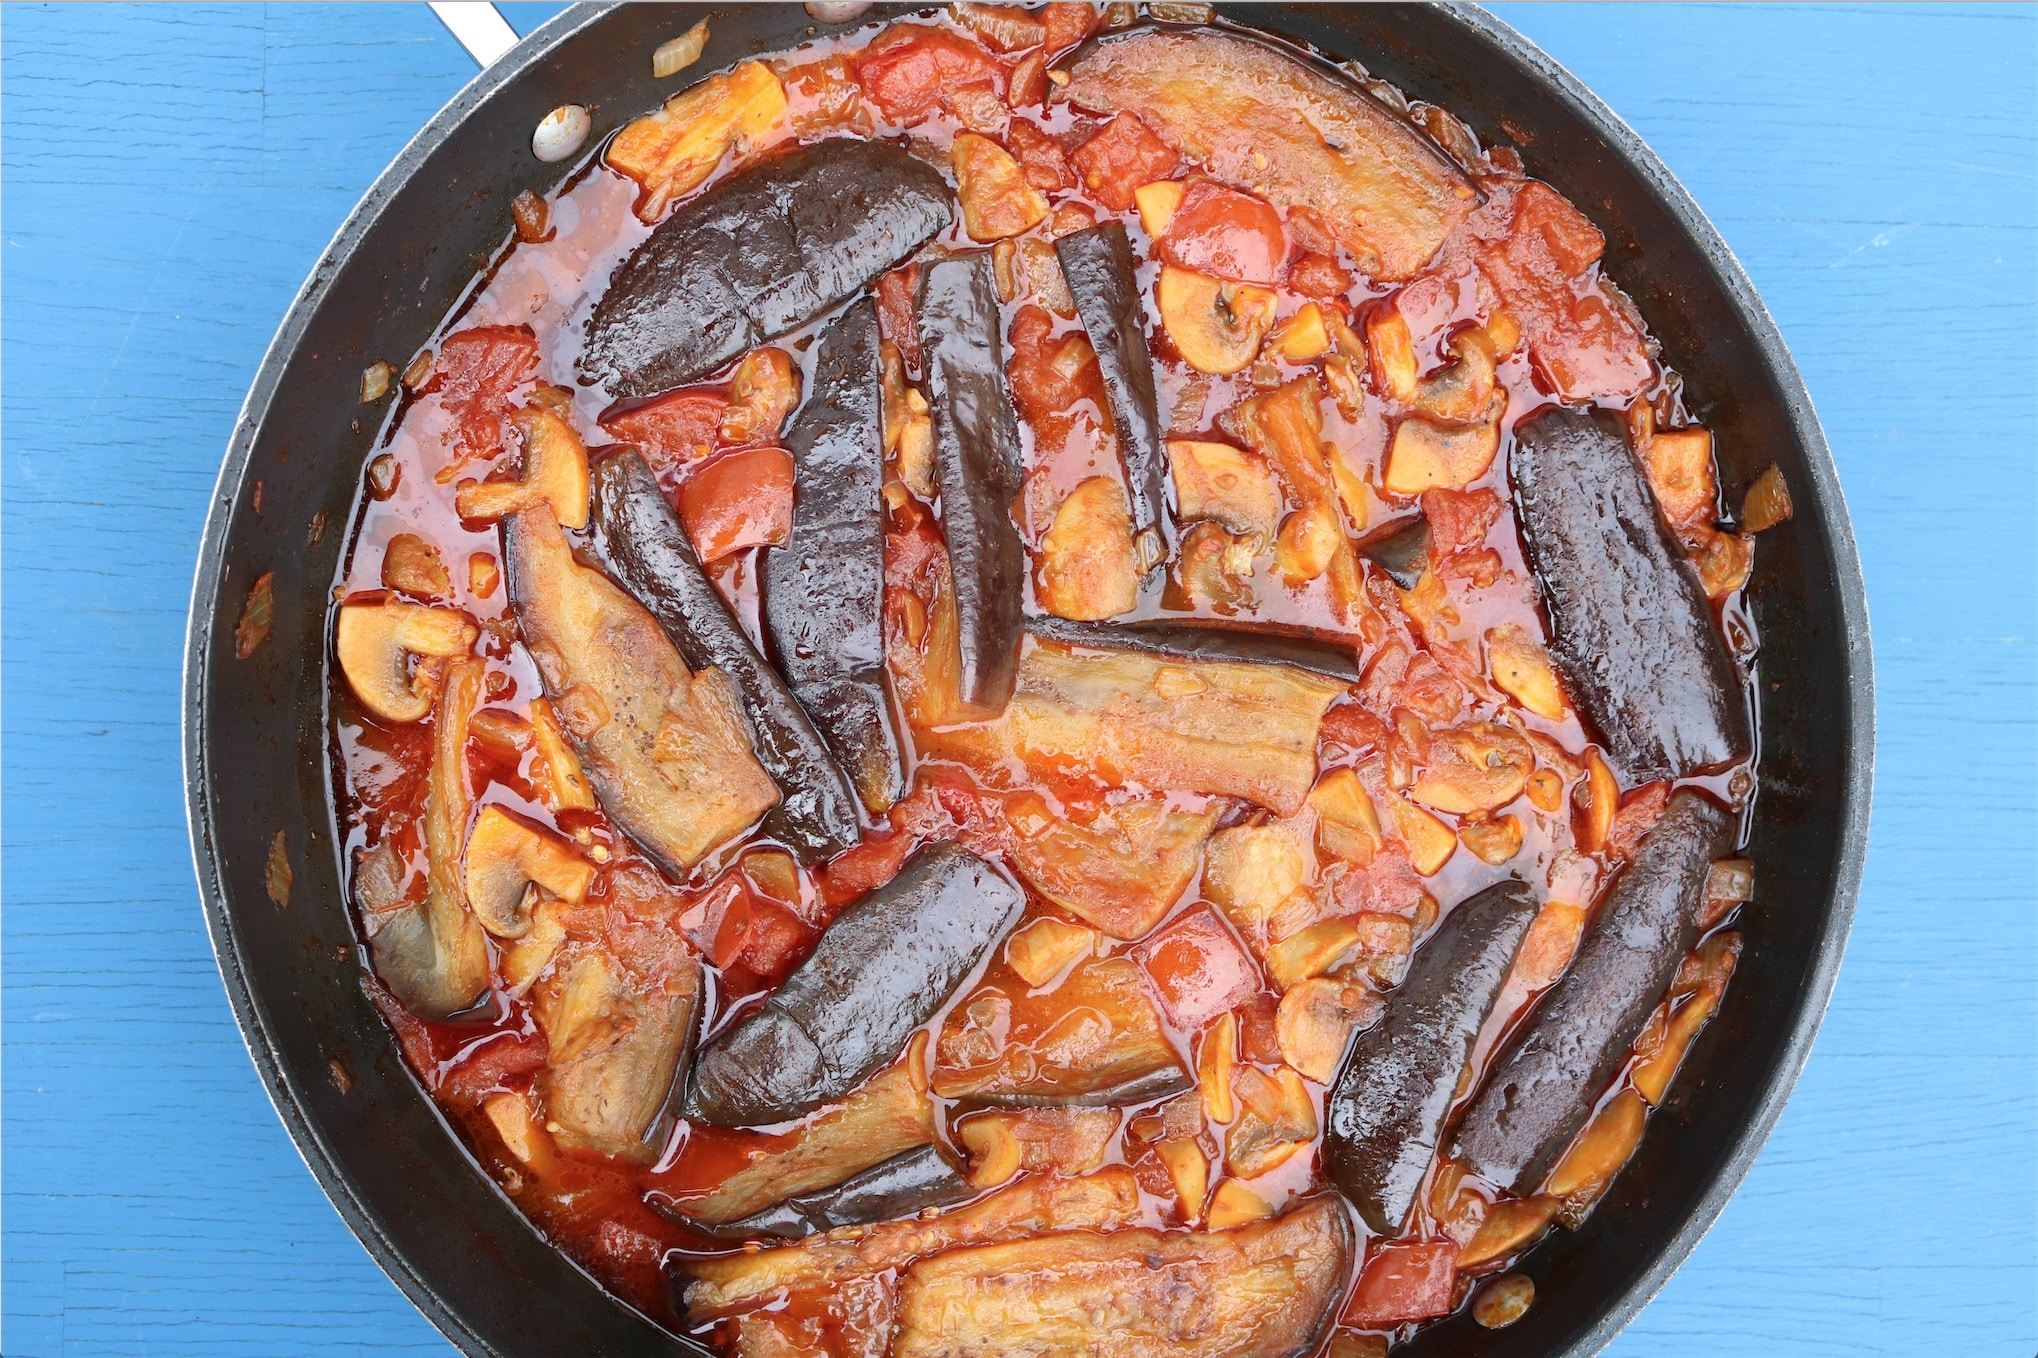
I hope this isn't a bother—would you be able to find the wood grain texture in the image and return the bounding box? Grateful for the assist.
[1,4,2030,1356]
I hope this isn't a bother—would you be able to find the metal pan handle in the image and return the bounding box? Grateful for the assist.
[430,2,519,67]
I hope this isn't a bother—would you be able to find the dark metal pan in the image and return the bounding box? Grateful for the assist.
[182,5,1873,1355]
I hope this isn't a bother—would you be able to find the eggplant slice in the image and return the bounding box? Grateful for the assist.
[582,138,953,398]
[759,299,905,812]
[1323,879,1538,1234]
[591,451,861,861]
[701,1145,974,1241]
[1357,514,1432,591]
[919,253,1029,716]
[1055,222,1168,561]
[1026,614,1362,683]
[1451,791,1732,1193]
[684,842,1023,1126]
[1511,406,1750,783]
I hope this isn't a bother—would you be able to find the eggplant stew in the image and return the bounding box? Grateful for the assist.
[329,7,1785,1353]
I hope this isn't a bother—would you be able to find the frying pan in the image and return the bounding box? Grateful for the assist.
[182,5,1873,1355]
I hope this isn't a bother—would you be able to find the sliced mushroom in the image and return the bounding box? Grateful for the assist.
[1168,438,1279,541]
[1486,623,1566,720]
[717,347,802,447]
[1037,476,1139,621]
[953,131,1051,241]
[335,600,479,724]
[1411,330,1499,423]
[1277,976,1380,1083]
[454,405,591,529]
[1409,722,1534,816]
[462,805,596,939]
[1382,399,1504,496]
[1156,263,1277,376]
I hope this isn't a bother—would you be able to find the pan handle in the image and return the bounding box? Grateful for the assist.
[430,2,519,67]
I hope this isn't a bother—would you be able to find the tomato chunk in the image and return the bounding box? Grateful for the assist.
[438,1032,549,1111]
[676,446,794,563]
[1069,112,1180,212]
[711,892,810,982]
[427,326,539,464]
[854,25,1003,124]
[876,265,922,372]
[1132,907,1259,1030]
[600,389,728,479]
[1157,183,1287,287]
[1420,486,1503,556]
[1480,182,1650,401]
[1040,1,1098,56]
[1345,1239,1460,1328]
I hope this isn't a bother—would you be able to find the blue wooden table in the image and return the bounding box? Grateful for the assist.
[3,5,2032,1354]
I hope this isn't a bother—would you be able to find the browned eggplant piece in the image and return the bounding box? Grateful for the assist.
[702,1145,974,1240]
[1357,514,1431,590]
[649,1047,937,1226]
[891,1195,1353,1358]
[1324,879,1537,1234]
[683,1168,1145,1320]
[504,507,779,874]
[1027,614,1361,683]
[591,450,861,861]
[1512,407,1751,782]
[1003,796,1220,940]
[581,138,953,397]
[759,299,904,812]
[1055,223,1167,558]
[1451,791,1732,1192]
[684,843,1023,1125]
[919,253,1028,715]
[1058,28,1478,281]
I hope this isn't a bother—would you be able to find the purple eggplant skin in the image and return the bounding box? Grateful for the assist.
[683,842,1023,1127]
[1357,514,1431,591]
[1025,615,1361,684]
[589,450,863,863]
[1511,406,1751,784]
[581,139,953,398]
[1055,223,1167,558]
[692,1145,974,1241]
[759,300,905,813]
[1324,879,1538,1235]
[919,253,1029,715]
[1450,791,1732,1193]
[961,1063,1195,1111]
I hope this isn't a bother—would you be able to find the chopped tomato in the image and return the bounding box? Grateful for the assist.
[426,326,539,464]
[1040,1,1098,56]
[1132,908,1259,1029]
[438,1032,549,1111]
[1069,112,1180,212]
[600,389,728,479]
[1420,486,1503,556]
[854,25,1003,124]
[876,265,922,372]
[1007,303,1104,456]
[1290,252,1354,300]
[1345,1239,1460,1328]
[1156,183,1286,286]
[1327,841,1430,920]
[818,827,917,908]
[1319,703,1390,758]
[711,891,810,980]
[676,446,794,563]
[1235,990,1284,1065]
[1479,182,1651,401]
[1007,119,1073,192]
[1606,781,1671,860]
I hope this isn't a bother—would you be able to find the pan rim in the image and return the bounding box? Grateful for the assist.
[181,5,1874,1356]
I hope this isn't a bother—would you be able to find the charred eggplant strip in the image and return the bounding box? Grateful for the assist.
[505,507,779,874]
[591,451,862,861]
[684,843,1022,1125]
[891,1196,1353,1358]
[1324,880,1538,1234]
[760,300,904,812]
[1512,407,1751,782]
[706,1145,973,1240]
[1357,514,1432,591]
[1059,28,1478,281]
[1027,614,1362,683]
[651,1051,936,1226]
[1452,791,1732,1193]
[582,138,953,397]
[919,253,1028,715]
[1055,223,1167,556]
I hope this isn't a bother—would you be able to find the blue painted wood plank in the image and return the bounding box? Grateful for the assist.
[3,5,2032,1356]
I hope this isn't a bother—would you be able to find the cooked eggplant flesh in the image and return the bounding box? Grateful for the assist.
[532,937,701,1163]
[1003,795,1219,940]
[1027,614,1363,683]
[891,1195,1354,1358]
[582,138,953,398]
[591,450,861,862]
[684,843,1022,1125]
[759,299,905,812]
[1512,407,1751,782]
[704,1145,973,1240]
[1324,879,1538,1233]
[1058,28,1478,280]
[1452,791,1732,1192]
[1055,222,1168,554]
[504,507,779,874]
[919,253,1029,715]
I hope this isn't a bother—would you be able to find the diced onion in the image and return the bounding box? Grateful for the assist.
[652,20,708,79]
